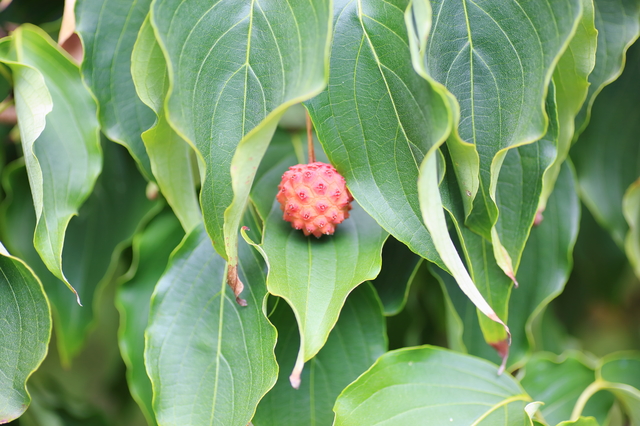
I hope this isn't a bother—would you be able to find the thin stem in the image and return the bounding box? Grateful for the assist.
[571,381,603,420]
[306,110,315,163]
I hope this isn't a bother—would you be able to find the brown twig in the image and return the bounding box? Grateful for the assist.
[306,110,315,163]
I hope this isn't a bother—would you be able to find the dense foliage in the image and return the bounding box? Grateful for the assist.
[0,0,639,425]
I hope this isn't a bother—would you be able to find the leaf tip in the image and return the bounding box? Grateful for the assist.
[289,357,304,389]
[490,339,510,375]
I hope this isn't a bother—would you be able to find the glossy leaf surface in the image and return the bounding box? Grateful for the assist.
[426,0,581,240]
[151,0,331,269]
[306,0,451,265]
[334,345,531,425]
[259,200,387,387]
[145,224,277,426]
[0,248,51,423]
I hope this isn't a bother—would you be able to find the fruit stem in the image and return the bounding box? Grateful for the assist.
[306,110,315,163]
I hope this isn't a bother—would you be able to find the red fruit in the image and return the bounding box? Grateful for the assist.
[276,162,353,237]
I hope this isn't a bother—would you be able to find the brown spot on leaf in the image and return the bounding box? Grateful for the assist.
[227,265,247,306]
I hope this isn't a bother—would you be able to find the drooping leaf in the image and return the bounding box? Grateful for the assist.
[508,161,580,367]
[434,162,579,369]
[0,24,101,301]
[435,146,513,360]
[253,283,387,426]
[539,0,597,212]
[371,236,422,316]
[0,141,159,364]
[145,223,277,426]
[150,0,332,287]
[75,0,155,179]
[255,200,387,387]
[116,210,184,426]
[572,38,640,271]
[0,246,51,424]
[333,345,532,425]
[574,0,640,137]
[520,352,614,426]
[130,15,201,232]
[425,0,581,243]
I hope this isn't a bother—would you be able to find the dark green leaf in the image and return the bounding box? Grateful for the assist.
[623,180,640,278]
[253,283,387,426]
[426,0,581,241]
[508,162,580,367]
[116,210,184,426]
[574,0,640,137]
[305,0,451,266]
[145,224,277,426]
[572,39,640,277]
[371,236,422,316]
[539,0,596,211]
[75,0,155,179]
[0,246,51,423]
[150,0,331,277]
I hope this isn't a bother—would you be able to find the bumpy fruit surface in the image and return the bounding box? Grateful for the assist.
[277,162,353,237]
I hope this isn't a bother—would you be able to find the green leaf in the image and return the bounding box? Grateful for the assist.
[574,0,640,137]
[539,0,597,212]
[426,0,581,242]
[557,418,600,426]
[305,0,451,266]
[150,0,332,289]
[0,24,102,302]
[623,180,640,278]
[508,161,580,368]
[572,39,640,251]
[306,0,509,358]
[253,283,387,426]
[0,246,51,423]
[131,15,201,232]
[0,141,159,363]
[520,352,613,426]
[434,146,512,359]
[116,210,184,426]
[256,200,387,387]
[75,0,155,180]
[333,345,532,425]
[371,236,422,316]
[145,223,277,426]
